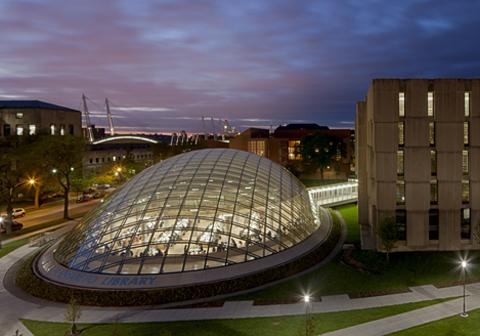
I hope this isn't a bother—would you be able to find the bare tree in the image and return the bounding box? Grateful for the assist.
[65,297,81,336]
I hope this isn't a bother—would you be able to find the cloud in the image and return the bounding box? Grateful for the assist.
[1,0,480,132]
[112,106,174,113]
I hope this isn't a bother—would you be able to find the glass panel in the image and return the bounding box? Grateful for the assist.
[465,92,470,117]
[427,91,434,117]
[54,149,318,275]
[399,92,405,117]
[398,122,404,146]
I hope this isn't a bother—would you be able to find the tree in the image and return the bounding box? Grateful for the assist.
[377,216,398,262]
[299,133,345,179]
[34,135,86,219]
[0,137,34,233]
[65,297,81,336]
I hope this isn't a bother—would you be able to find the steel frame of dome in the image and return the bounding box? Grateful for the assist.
[36,149,327,290]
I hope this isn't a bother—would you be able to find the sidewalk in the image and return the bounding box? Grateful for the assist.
[322,293,480,336]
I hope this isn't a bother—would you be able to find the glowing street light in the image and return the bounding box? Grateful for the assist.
[52,168,57,174]
[28,178,36,185]
[303,294,311,335]
[460,259,468,318]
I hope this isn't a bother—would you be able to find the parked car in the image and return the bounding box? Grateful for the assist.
[0,219,23,234]
[12,208,26,218]
[76,194,93,203]
[93,191,106,199]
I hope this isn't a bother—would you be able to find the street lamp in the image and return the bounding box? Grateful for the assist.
[460,259,468,318]
[52,168,57,174]
[303,294,311,336]
[28,178,36,185]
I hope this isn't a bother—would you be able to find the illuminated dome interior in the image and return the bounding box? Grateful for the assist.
[55,149,318,275]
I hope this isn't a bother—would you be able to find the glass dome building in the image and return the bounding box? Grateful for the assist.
[36,149,329,291]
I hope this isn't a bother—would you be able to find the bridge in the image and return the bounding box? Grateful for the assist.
[308,179,358,208]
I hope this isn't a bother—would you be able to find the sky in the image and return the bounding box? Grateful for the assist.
[1,0,480,133]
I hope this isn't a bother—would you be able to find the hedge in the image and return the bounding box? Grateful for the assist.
[16,214,341,307]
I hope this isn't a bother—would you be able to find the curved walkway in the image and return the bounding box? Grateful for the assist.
[1,215,477,336]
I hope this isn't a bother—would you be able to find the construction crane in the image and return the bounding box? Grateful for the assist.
[105,98,115,135]
[82,94,94,142]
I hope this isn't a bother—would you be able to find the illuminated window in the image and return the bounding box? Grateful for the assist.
[462,150,469,175]
[288,140,301,160]
[399,92,405,117]
[396,181,405,204]
[464,122,469,145]
[16,125,24,136]
[15,112,23,119]
[462,180,470,203]
[28,124,36,135]
[398,122,404,146]
[465,92,470,117]
[430,180,438,204]
[60,124,65,136]
[112,156,117,162]
[50,124,56,135]
[427,91,434,117]
[429,122,435,146]
[397,150,404,175]
[429,150,436,176]
[461,208,471,239]
[248,140,266,157]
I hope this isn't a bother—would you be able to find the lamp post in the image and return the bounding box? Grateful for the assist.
[303,294,311,336]
[460,260,468,318]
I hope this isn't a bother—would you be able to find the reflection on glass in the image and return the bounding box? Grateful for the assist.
[55,149,318,275]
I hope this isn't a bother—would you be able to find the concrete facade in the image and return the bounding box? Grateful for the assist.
[0,100,81,137]
[357,79,480,251]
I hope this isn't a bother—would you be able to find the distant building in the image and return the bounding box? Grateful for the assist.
[357,79,480,251]
[0,100,81,137]
[83,135,169,173]
[230,123,355,179]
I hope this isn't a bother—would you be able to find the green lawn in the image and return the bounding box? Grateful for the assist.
[0,238,29,258]
[232,208,478,301]
[334,204,359,244]
[22,299,449,336]
[235,247,480,301]
[391,307,480,336]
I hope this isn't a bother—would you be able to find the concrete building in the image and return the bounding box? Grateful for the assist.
[0,100,81,137]
[357,79,480,251]
[230,124,355,179]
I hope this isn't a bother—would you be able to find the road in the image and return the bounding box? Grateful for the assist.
[14,199,100,228]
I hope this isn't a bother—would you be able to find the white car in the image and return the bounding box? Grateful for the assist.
[7,208,26,218]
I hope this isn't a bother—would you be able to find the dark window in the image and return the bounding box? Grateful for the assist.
[68,124,74,135]
[395,209,406,241]
[89,158,93,164]
[429,209,439,240]
[95,158,99,163]
[461,208,471,240]
[3,124,11,136]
